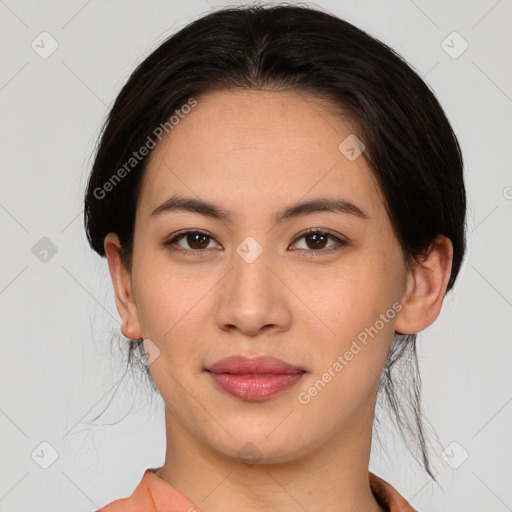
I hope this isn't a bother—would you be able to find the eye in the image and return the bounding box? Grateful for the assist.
[163,230,221,255]
[290,229,348,255]
[163,228,348,256]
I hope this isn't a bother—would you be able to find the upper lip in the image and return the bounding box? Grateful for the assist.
[206,355,305,374]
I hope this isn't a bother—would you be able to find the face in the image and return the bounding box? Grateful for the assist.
[115,89,411,463]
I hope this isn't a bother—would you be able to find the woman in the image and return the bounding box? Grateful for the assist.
[85,4,466,511]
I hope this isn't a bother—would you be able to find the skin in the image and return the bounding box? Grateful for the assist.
[104,89,453,512]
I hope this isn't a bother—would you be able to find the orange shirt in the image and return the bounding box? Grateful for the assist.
[97,467,416,512]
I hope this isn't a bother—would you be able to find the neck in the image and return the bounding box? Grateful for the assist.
[156,407,385,512]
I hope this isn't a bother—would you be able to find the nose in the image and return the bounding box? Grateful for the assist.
[214,243,293,338]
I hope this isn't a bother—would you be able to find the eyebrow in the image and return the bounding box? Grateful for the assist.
[150,194,369,225]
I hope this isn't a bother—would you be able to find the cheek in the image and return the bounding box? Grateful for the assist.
[299,277,399,418]
[317,256,401,333]
[303,255,404,387]
[132,267,210,399]
[131,256,211,353]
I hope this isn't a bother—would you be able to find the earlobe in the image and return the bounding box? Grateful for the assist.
[394,235,453,335]
[104,233,143,340]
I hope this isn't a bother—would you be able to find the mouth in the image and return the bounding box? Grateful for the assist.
[205,355,306,402]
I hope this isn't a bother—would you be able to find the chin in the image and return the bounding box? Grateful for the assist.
[203,426,311,467]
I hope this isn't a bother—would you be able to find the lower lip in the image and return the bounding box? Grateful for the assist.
[207,372,305,401]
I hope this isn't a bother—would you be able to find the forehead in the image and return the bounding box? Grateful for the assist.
[138,89,383,222]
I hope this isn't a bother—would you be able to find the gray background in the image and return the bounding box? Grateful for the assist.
[0,0,511,510]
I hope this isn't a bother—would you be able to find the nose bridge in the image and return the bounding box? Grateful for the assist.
[231,235,275,303]
[214,234,292,335]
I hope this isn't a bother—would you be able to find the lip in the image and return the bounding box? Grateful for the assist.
[206,355,306,402]
[207,355,305,374]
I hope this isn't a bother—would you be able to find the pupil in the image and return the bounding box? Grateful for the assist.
[189,233,208,249]
[308,233,326,249]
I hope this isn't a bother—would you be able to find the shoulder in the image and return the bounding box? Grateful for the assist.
[369,472,418,512]
[96,469,157,512]
[96,467,198,512]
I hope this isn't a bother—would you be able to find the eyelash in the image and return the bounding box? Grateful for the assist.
[163,228,348,257]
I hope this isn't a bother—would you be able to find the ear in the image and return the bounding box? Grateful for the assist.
[394,235,453,335]
[104,232,143,340]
